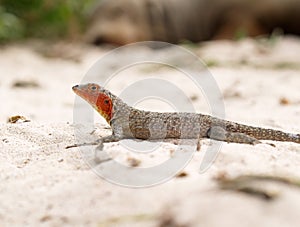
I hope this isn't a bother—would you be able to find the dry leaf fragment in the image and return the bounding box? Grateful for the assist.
[8,115,30,123]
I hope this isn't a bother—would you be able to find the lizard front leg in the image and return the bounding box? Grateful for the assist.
[207,126,261,145]
[66,135,122,164]
[94,134,122,150]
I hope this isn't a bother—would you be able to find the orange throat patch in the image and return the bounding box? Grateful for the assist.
[73,85,113,124]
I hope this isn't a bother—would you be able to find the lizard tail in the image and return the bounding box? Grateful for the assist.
[225,121,300,143]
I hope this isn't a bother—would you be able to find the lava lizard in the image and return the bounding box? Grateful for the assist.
[66,83,300,150]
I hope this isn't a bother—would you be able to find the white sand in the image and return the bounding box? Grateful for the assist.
[1,37,300,226]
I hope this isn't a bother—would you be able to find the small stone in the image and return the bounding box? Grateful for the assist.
[279,97,290,105]
[127,157,141,167]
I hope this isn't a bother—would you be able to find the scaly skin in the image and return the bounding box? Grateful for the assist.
[68,83,300,149]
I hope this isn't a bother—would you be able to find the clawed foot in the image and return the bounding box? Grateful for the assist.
[65,141,99,149]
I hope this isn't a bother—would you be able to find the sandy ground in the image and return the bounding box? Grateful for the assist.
[1,36,300,226]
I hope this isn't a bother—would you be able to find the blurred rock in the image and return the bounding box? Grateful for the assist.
[86,0,300,45]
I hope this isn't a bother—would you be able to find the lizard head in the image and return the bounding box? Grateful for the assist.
[72,83,113,123]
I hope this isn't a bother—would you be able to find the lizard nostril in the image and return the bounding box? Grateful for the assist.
[72,85,79,90]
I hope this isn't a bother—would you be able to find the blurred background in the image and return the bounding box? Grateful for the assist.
[0,0,95,43]
[1,0,300,45]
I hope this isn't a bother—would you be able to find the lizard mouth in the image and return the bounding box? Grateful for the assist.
[72,85,81,93]
[72,85,80,95]
[72,84,97,106]
[72,84,89,96]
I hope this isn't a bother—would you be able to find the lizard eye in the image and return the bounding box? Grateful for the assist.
[104,99,110,105]
[90,85,97,91]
